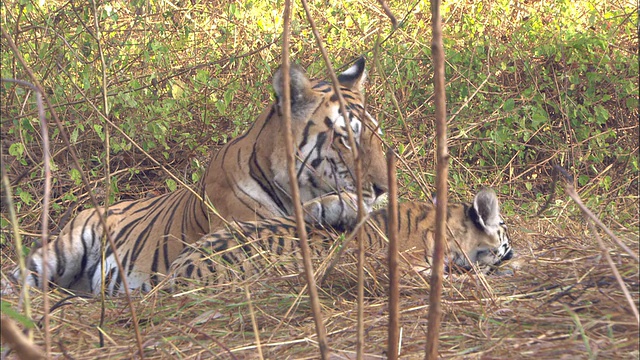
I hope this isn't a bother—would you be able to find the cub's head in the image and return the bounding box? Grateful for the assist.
[447,188,514,272]
[271,58,388,208]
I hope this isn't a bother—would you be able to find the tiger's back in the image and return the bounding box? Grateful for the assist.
[170,188,514,288]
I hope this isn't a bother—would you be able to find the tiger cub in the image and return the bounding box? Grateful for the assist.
[170,188,514,288]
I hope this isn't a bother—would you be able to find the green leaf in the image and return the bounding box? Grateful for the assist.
[531,110,547,127]
[578,174,590,186]
[1,301,34,329]
[166,178,177,192]
[8,143,24,158]
[71,128,79,143]
[19,191,33,205]
[70,168,82,186]
[93,124,105,141]
[503,98,515,112]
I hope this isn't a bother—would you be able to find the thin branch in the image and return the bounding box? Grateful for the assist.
[0,78,50,355]
[386,150,400,359]
[297,2,367,358]
[540,166,638,262]
[0,26,145,359]
[245,285,264,360]
[91,0,112,351]
[425,0,448,358]
[376,0,398,28]
[0,139,33,341]
[0,315,44,360]
[554,167,640,323]
[280,1,330,359]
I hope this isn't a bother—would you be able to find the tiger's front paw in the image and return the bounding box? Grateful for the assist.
[303,192,368,231]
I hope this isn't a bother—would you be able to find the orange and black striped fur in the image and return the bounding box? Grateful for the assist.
[170,188,514,287]
[10,58,388,295]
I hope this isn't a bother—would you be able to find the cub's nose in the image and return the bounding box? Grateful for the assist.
[502,248,514,261]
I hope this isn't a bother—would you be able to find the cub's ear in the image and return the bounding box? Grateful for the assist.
[273,63,314,112]
[337,57,367,91]
[473,188,501,230]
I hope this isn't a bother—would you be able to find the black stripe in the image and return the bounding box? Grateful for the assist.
[298,120,314,149]
[312,81,332,92]
[185,264,195,278]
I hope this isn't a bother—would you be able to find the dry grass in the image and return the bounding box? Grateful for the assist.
[2,217,638,359]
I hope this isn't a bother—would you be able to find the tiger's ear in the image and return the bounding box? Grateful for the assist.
[473,188,501,232]
[337,57,367,91]
[273,63,314,111]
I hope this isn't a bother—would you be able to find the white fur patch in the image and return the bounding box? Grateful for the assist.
[330,106,364,140]
[340,62,361,78]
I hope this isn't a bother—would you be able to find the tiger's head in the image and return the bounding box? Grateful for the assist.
[446,188,514,272]
[271,58,388,209]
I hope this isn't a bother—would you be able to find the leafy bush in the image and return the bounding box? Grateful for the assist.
[0,0,637,244]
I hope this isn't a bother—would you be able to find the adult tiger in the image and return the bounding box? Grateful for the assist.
[10,57,388,295]
[170,188,514,288]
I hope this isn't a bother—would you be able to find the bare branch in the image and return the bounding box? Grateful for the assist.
[554,166,639,323]
[298,1,367,357]
[280,1,330,358]
[1,26,145,359]
[0,78,48,352]
[425,0,449,358]
[377,0,398,28]
[1,315,44,360]
[386,150,401,359]
[544,166,638,262]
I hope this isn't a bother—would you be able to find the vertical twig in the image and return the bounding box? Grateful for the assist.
[280,1,330,358]
[425,0,448,358]
[297,2,367,358]
[90,0,112,349]
[386,150,400,359]
[1,26,146,359]
[1,79,51,356]
[245,285,264,360]
[553,167,640,323]
[0,138,33,339]
[376,0,398,28]
[35,85,51,360]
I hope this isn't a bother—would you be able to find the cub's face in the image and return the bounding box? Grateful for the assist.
[447,188,514,272]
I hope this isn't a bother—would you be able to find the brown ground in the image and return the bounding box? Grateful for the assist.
[2,216,638,359]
